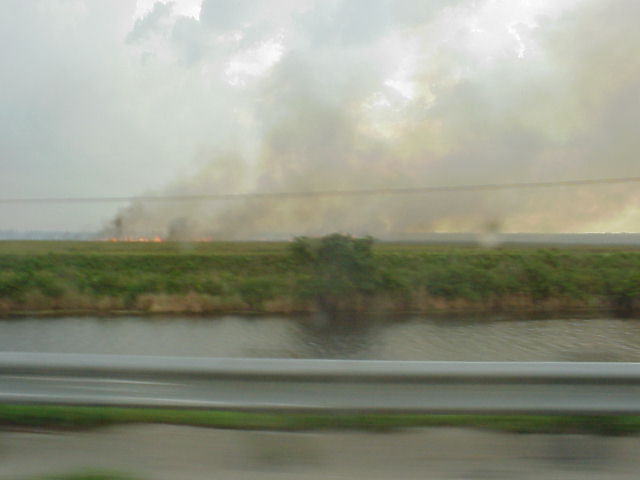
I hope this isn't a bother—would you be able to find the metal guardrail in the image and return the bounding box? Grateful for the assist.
[1,353,640,414]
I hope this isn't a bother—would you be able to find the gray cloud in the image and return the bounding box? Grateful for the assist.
[301,0,464,47]
[0,0,245,230]
[112,0,640,238]
[200,0,252,31]
[127,1,173,44]
[2,0,639,236]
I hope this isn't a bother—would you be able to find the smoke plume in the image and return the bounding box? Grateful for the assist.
[105,0,640,240]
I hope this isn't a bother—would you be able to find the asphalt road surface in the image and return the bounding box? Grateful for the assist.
[2,425,640,480]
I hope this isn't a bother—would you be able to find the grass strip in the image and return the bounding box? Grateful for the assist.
[30,470,139,480]
[1,405,639,436]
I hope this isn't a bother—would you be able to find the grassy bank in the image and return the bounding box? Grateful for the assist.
[1,238,640,316]
[31,472,137,480]
[2,405,639,436]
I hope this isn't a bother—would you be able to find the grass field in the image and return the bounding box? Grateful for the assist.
[1,239,637,255]
[2,405,638,436]
[30,471,138,480]
[0,240,290,255]
[1,239,639,316]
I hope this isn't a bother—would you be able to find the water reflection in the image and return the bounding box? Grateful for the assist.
[0,314,639,361]
[295,312,377,359]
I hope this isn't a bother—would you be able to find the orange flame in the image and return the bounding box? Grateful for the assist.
[104,236,166,243]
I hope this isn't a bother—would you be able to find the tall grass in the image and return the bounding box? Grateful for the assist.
[32,471,140,480]
[1,240,639,316]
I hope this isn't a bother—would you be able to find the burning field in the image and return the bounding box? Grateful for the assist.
[97,0,640,242]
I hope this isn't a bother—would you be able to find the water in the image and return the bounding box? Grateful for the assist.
[1,315,640,361]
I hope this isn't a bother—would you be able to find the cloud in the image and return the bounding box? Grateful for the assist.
[200,0,252,31]
[126,1,173,44]
[0,0,246,230]
[3,0,640,236]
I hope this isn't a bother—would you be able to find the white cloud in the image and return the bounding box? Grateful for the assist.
[224,35,284,86]
[3,0,637,236]
[135,0,202,21]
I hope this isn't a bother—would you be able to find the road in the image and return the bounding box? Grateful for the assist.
[2,425,640,480]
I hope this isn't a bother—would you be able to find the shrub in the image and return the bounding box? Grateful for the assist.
[238,278,276,310]
[0,272,31,299]
[289,234,382,312]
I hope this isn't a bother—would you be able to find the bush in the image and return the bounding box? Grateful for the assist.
[238,278,276,310]
[289,234,382,311]
[0,272,31,299]
[602,269,640,315]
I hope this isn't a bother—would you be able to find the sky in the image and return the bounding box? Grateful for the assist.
[1,0,639,237]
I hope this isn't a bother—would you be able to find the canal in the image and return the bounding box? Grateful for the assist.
[1,315,639,361]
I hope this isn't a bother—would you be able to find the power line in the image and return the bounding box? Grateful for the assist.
[1,176,640,205]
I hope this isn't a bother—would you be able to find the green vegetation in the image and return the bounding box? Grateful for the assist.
[31,470,139,480]
[1,236,640,316]
[290,234,382,312]
[1,405,639,436]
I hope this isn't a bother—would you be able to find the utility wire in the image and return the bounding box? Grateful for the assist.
[1,176,640,205]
